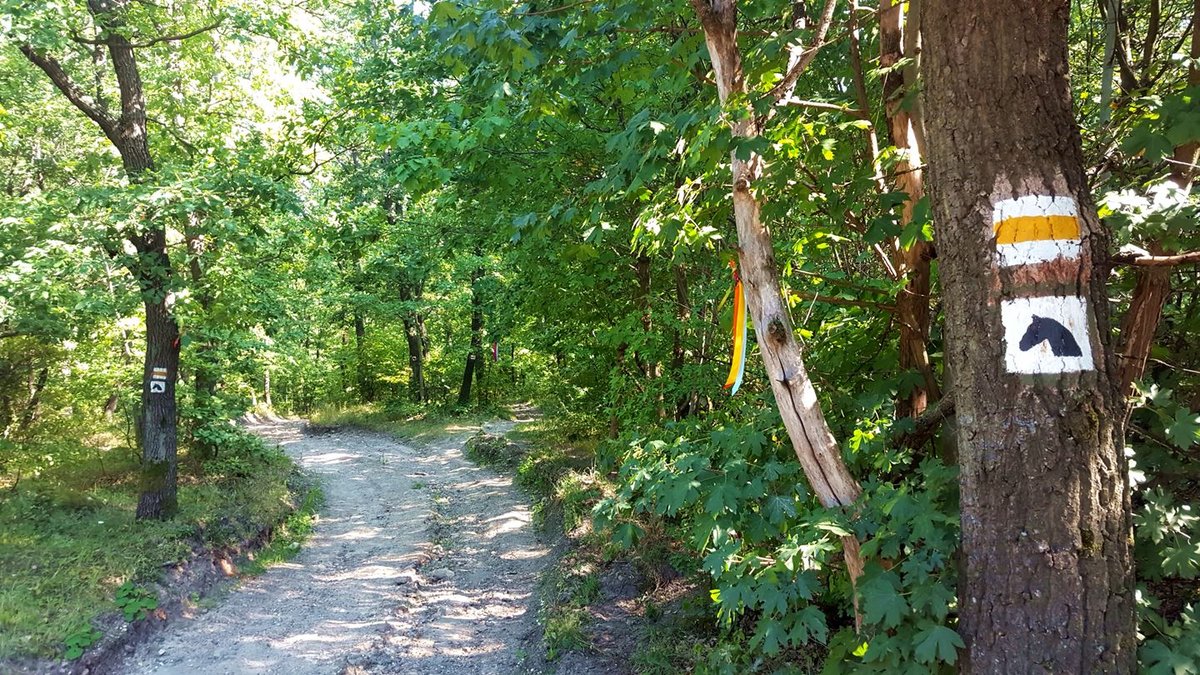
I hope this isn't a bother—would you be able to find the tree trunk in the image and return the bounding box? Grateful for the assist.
[399,283,427,403]
[353,312,373,402]
[263,368,272,410]
[923,0,1135,669]
[672,263,697,419]
[1116,258,1171,395]
[881,0,941,418]
[136,281,180,520]
[633,254,666,419]
[16,368,49,437]
[185,223,219,460]
[457,265,484,406]
[633,254,653,379]
[403,315,426,403]
[691,0,864,589]
[1115,1,1198,395]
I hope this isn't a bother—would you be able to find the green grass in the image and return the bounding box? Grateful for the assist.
[543,606,589,660]
[310,402,506,444]
[0,441,304,661]
[466,414,605,536]
[538,562,603,661]
[241,485,323,575]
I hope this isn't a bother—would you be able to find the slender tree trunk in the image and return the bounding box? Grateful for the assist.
[924,0,1135,669]
[263,368,272,410]
[632,254,666,419]
[403,315,426,403]
[353,312,373,402]
[15,368,49,437]
[1116,256,1171,394]
[609,344,627,439]
[691,0,864,590]
[1115,0,1198,395]
[475,331,487,405]
[185,223,220,460]
[457,265,484,406]
[881,0,941,418]
[672,263,696,419]
[633,254,653,379]
[399,283,427,403]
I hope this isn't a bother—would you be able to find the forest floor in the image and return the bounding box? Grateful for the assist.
[114,414,557,674]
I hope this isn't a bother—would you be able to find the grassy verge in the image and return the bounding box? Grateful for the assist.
[309,402,507,445]
[538,562,602,660]
[466,413,605,537]
[465,412,625,662]
[0,433,309,662]
[241,484,324,576]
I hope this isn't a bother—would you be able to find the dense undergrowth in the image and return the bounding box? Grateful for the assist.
[368,391,1199,673]
[0,426,311,661]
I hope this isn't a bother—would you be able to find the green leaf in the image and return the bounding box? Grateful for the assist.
[1141,639,1200,675]
[860,570,908,629]
[1165,409,1200,449]
[1161,543,1200,578]
[913,624,964,665]
[1122,124,1174,161]
[704,479,740,515]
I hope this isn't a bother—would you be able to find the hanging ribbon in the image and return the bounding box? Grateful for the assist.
[723,262,748,395]
[492,341,499,362]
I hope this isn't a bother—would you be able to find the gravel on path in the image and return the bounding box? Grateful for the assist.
[118,417,550,675]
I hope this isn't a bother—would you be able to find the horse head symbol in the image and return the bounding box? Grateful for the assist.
[1019,315,1083,357]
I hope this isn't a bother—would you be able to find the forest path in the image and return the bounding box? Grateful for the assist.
[120,411,549,675]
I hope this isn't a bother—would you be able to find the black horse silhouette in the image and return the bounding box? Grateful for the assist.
[1018,315,1083,357]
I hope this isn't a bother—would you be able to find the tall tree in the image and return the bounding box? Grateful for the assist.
[923,0,1135,669]
[15,0,223,518]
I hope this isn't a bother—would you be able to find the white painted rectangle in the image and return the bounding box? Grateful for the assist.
[995,239,1083,266]
[1001,295,1095,374]
[992,195,1078,223]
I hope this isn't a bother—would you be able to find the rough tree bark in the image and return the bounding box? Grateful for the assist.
[690,0,864,586]
[19,0,196,519]
[923,0,1135,670]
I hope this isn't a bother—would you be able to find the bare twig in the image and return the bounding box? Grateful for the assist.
[71,18,224,49]
[778,97,866,118]
[1110,250,1200,267]
[767,0,840,104]
[791,290,895,312]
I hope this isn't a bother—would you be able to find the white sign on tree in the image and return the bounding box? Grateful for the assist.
[1000,296,1095,374]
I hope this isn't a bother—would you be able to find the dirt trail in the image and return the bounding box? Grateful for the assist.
[119,415,549,675]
